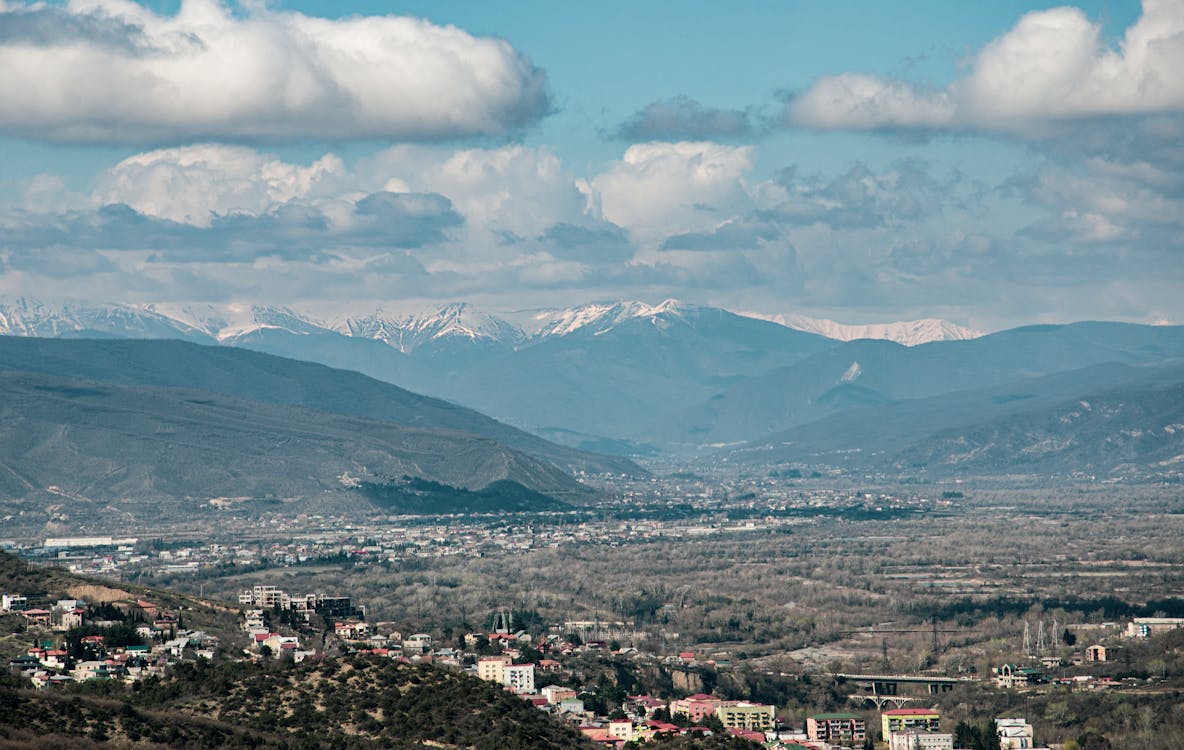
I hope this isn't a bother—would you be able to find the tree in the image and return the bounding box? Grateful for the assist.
[1076,731,1112,750]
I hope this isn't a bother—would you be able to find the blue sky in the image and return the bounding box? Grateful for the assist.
[0,0,1178,330]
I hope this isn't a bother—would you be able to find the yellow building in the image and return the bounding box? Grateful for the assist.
[716,701,775,731]
[477,654,512,682]
[882,708,940,738]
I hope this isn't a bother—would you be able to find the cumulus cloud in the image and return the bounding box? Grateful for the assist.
[611,96,756,141]
[0,0,550,144]
[97,144,345,226]
[786,0,1184,134]
[588,141,755,241]
[368,145,591,239]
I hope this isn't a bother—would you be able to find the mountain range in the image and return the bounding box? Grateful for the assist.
[2,297,1182,480]
[0,296,979,349]
[0,337,647,525]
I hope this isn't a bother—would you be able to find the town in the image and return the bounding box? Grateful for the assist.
[4,478,1182,749]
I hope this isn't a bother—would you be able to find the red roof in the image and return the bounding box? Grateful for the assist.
[883,708,940,715]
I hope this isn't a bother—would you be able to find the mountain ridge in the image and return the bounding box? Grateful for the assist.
[0,296,983,349]
[0,335,640,476]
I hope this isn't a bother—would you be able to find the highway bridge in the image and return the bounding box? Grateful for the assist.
[834,673,977,709]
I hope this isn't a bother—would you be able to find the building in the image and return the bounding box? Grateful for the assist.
[996,718,1035,749]
[994,664,1043,688]
[669,693,722,723]
[21,609,53,627]
[478,655,513,683]
[607,720,633,741]
[1124,617,1184,638]
[882,708,941,737]
[624,695,667,719]
[807,713,867,744]
[334,620,370,640]
[1,593,28,612]
[542,685,578,705]
[716,701,775,731]
[503,663,535,694]
[58,608,85,630]
[1085,644,1111,662]
[402,633,432,654]
[239,585,283,608]
[889,730,954,750]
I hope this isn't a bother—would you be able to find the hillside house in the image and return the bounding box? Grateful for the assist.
[21,608,53,627]
[1085,644,1111,662]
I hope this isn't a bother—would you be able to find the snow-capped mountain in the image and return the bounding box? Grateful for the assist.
[522,299,692,339]
[0,298,210,341]
[1,295,980,350]
[763,313,982,346]
[156,303,331,341]
[341,303,524,353]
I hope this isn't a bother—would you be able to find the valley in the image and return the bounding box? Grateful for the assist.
[2,300,1183,749]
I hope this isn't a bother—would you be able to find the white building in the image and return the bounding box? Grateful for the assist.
[2,593,28,612]
[239,585,283,608]
[996,718,1035,749]
[502,663,535,694]
[1125,617,1184,638]
[889,731,954,750]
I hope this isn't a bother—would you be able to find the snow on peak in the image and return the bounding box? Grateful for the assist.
[0,298,209,339]
[156,303,329,340]
[528,299,694,338]
[341,303,523,352]
[763,313,983,346]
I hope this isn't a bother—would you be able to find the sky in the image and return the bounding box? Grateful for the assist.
[0,0,1180,331]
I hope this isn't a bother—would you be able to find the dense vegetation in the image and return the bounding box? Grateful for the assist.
[358,476,567,513]
[0,656,592,749]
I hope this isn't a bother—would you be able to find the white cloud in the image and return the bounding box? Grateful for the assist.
[787,0,1184,133]
[0,0,549,144]
[588,141,755,241]
[96,144,345,225]
[368,145,590,238]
